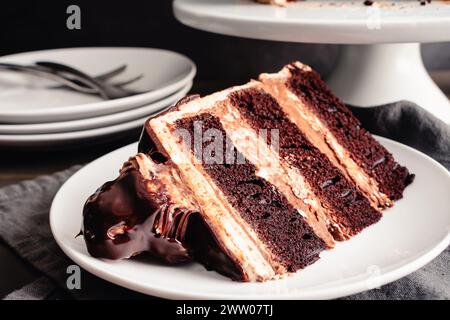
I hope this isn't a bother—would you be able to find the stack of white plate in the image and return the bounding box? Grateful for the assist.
[0,47,196,147]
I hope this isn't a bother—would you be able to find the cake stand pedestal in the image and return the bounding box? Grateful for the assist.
[173,0,450,123]
[327,43,450,120]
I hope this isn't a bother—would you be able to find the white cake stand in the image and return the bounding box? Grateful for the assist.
[174,0,450,123]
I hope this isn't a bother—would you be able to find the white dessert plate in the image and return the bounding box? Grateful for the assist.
[0,82,191,135]
[174,0,450,44]
[0,118,146,147]
[50,137,450,299]
[0,47,196,123]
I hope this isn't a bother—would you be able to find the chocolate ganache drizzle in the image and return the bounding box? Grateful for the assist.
[82,154,198,263]
[83,129,247,280]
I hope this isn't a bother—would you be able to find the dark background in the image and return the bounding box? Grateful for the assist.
[1,0,449,87]
[0,0,449,299]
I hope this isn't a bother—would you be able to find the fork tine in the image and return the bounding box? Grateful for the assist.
[0,61,142,99]
[95,64,127,81]
[36,61,111,99]
[111,74,143,87]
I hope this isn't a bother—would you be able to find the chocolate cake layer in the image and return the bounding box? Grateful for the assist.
[209,95,335,248]
[176,113,327,271]
[229,88,382,239]
[286,64,414,202]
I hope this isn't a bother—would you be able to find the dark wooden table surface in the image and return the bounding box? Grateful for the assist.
[0,75,449,298]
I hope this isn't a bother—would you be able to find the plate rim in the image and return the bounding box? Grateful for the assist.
[0,47,196,122]
[0,82,191,135]
[50,137,450,299]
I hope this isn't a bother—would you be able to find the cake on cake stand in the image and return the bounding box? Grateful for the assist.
[173,0,450,123]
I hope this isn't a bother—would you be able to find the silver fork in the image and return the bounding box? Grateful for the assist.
[0,62,143,99]
[36,61,142,99]
[0,62,99,94]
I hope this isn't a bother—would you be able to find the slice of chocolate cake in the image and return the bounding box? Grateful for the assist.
[83,62,413,282]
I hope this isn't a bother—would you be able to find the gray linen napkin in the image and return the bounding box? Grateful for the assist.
[0,166,150,300]
[1,101,449,300]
